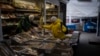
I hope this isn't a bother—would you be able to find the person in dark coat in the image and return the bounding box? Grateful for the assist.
[16,15,38,33]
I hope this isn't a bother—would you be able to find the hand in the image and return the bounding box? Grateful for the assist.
[38,25,42,30]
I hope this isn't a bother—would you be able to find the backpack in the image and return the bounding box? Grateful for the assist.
[60,22,69,34]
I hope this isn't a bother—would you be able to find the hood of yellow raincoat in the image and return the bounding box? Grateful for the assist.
[53,18,61,24]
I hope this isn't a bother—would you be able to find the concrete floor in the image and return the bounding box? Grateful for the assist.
[74,32,100,56]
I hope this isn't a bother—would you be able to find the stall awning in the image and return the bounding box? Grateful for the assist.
[67,1,98,17]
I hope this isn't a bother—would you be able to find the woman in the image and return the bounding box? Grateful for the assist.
[42,16,68,40]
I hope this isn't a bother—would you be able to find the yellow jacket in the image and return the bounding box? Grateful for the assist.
[43,18,67,39]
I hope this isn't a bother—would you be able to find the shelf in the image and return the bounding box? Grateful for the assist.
[46,10,58,12]
[15,9,40,13]
[46,14,58,16]
[1,9,15,12]
[2,24,18,27]
[46,22,51,24]
[46,9,58,12]
[1,9,39,13]
[0,1,42,36]
[46,20,51,22]
[2,23,18,27]
[0,1,10,4]
[0,3,15,12]
[46,20,50,22]
[1,18,20,20]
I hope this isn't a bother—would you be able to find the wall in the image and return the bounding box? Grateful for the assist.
[0,10,3,41]
[97,4,100,36]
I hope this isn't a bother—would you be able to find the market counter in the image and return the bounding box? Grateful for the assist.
[8,31,80,56]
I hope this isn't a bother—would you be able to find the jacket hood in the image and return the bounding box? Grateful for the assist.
[54,18,62,24]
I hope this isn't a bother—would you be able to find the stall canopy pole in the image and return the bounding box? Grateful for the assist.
[97,4,100,36]
[0,9,3,41]
[44,0,46,24]
[41,0,46,36]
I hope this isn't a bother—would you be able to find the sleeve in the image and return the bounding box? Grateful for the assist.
[43,24,52,30]
[30,22,38,27]
[62,25,67,32]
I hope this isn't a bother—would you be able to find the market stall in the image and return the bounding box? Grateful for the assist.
[0,0,81,56]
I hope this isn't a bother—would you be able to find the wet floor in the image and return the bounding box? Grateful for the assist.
[74,32,100,56]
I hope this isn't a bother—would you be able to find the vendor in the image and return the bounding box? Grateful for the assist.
[42,16,70,42]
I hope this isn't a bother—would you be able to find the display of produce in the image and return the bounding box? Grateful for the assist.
[46,3,58,23]
[1,14,19,27]
[13,0,39,10]
[11,32,39,44]
[2,20,18,27]
[9,14,16,18]
[22,47,38,55]
[0,4,14,10]
[39,43,56,50]
[1,0,41,37]
[0,0,9,2]
[1,14,9,19]
[15,13,24,17]
[11,46,38,56]
[1,14,16,19]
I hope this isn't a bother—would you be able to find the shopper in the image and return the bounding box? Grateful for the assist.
[16,15,38,33]
[42,16,70,42]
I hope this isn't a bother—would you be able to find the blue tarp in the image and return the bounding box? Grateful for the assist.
[83,21,96,32]
[67,24,76,30]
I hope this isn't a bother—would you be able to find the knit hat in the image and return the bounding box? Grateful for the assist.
[51,16,57,22]
[29,14,34,22]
